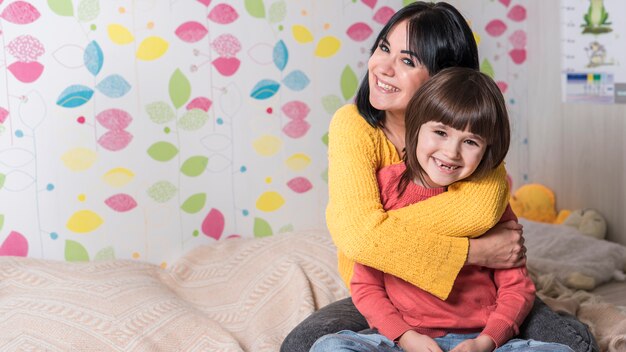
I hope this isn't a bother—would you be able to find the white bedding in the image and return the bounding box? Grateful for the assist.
[521,218,626,290]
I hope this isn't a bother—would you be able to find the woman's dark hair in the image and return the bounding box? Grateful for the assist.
[355,1,479,127]
[399,67,510,191]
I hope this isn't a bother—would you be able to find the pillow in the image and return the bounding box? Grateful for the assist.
[521,218,626,290]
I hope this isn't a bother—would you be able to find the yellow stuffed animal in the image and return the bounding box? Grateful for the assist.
[510,184,558,223]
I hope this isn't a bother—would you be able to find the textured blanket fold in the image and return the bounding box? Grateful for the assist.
[0,230,348,351]
[0,229,624,351]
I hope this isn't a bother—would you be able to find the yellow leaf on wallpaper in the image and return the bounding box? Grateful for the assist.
[314,36,341,58]
[252,135,282,156]
[136,36,169,61]
[285,153,311,171]
[67,210,104,233]
[256,191,285,212]
[61,148,97,171]
[107,24,135,45]
[473,32,481,45]
[292,25,314,44]
[102,167,135,187]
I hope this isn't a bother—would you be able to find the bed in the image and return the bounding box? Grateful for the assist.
[1,227,625,351]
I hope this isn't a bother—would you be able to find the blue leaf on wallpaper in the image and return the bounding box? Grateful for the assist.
[84,40,104,76]
[96,74,131,98]
[250,79,280,100]
[56,85,95,108]
[273,40,288,71]
[282,70,310,91]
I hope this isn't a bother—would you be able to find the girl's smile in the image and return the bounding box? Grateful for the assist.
[415,122,487,188]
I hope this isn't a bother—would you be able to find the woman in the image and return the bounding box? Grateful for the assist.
[281,2,597,352]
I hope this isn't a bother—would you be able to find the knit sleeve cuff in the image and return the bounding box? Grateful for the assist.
[481,318,515,348]
[377,317,414,342]
[419,236,468,300]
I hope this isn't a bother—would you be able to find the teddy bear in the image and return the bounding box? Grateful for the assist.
[562,209,607,240]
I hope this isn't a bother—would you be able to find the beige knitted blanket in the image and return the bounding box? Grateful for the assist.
[0,230,348,351]
[0,229,624,351]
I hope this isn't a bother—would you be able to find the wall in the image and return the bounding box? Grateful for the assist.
[0,0,529,264]
[525,1,626,245]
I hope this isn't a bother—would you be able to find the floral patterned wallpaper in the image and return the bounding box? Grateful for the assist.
[0,0,527,266]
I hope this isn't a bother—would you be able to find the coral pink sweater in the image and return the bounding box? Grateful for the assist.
[351,163,536,347]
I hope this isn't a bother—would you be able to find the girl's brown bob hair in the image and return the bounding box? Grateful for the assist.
[400,67,510,190]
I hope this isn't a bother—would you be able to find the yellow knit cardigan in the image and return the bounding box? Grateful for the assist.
[326,105,509,300]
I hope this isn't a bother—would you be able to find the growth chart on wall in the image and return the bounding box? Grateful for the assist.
[561,0,625,104]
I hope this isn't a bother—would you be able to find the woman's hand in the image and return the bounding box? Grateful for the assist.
[466,220,526,269]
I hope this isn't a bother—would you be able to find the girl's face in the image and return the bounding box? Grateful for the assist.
[415,121,487,188]
[368,20,430,119]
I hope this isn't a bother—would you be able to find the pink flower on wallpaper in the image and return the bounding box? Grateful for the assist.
[96,109,132,130]
[283,119,311,139]
[362,0,377,9]
[509,49,526,64]
[346,22,374,42]
[175,21,208,43]
[0,1,40,24]
[7,35,44,62]
[507,5,526,22]
[287,177,313,194]
[105,194,138,212]
[373,6,394,25]
[0,231,28,257]
[197,0,211,7]
[485,19,507,37]
[508,30,527,50]
[208,3,238,24]
[281,101,310,121]
[212,57,240,76]
[202,208,225,240]
[499,0,511,7]
[7,61,43,83]
[496,81,508,94]
[186,97,213,112]
[211,34,241,57]
[0,107,8,124]
[98,130,134,151]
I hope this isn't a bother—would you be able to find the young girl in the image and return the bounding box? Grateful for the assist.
[310,68,573,352]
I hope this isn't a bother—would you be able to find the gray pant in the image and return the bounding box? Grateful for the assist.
[280,297,598,352]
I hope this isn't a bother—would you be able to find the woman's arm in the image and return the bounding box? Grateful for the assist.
[326,105,509,300]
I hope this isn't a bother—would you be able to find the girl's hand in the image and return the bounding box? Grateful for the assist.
[467,220,526,269]
[449,335,495,352]
[398,330,443,352]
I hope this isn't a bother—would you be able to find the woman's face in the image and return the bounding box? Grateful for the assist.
[368,20,430,119]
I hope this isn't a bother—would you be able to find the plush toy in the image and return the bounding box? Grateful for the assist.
[509,184,608,239]
[509,184,558,223]
[562,209,607,240]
